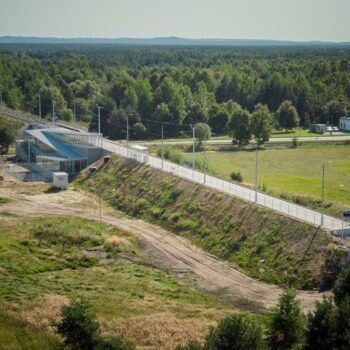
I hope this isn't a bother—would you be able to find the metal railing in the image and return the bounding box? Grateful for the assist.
[102,139,344,232]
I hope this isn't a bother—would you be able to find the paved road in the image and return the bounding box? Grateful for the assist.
[137,135,350,146]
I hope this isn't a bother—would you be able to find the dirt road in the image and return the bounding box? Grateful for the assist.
[0,179,325,311]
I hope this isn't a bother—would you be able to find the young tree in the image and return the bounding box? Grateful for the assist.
[55,299,101,350]
[228,107,252,148]
[194,122,211,146]
[276,100,300,131]
[204,314,263,350]
[333,266,350,306]
[304,297,336,350]
[251,103,272,146]
[267,289,305,350]
[0,120,17,154]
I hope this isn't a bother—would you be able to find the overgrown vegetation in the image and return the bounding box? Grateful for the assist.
[75,155,347,289]
[0,215,231,349]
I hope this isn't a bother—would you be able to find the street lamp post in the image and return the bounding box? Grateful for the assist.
[161,122,164,169]
[204,133,207,184]
[255,146,258,203]
[73,102,76,130]
[321,162,325,226]
[97,106,104,148]
[38,94,41,118]
[52,98,55,123]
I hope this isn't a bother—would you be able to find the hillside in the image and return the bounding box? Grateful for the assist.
[75,155,348,290]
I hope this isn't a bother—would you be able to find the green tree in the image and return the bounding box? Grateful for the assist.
[204,314,263,350]
[304,297,336,350]
[267,289,305,350]
[276,100,300,131]
[228,106,252,148]
[251,103,272,146]
[55,299,134,350]
[55,299,101,350]
[194,122,211,146]
[333,266,350,306]
[0,118,18,154]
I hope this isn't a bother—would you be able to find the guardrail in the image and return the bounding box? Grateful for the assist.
[102,139,344,232]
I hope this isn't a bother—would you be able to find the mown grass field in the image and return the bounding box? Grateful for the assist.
[0,216,232,350]
[184,143,350,216]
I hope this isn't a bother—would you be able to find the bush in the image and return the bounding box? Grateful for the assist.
[55,299,101,350]
[175,340,203,350]
[55,299,135,350]
[230,172,243,182]
[291,137,298,148]
[204,314,263,350]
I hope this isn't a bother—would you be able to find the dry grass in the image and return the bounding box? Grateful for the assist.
[101,312,217,350]
[14,294,69,333]
[104,236,131,252]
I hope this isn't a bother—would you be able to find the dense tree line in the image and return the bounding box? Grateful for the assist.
[0,45,349,141]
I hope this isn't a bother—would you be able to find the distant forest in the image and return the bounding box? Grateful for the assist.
[0,45,349,140]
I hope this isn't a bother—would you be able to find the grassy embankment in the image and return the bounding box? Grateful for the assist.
[75,155,347,291]
[0,216,232,350]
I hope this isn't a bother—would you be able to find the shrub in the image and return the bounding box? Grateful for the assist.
[175,340,203,350]
[291,137,298,148]
[230,172,243,182]
[104,236,131,253]
[204,314,263,350]
[55,299,135,350]
[55,299,101,350]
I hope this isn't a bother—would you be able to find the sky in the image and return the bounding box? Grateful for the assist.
[0,0,350,42]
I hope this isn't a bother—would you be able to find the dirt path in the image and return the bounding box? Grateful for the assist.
[0,180,325,311]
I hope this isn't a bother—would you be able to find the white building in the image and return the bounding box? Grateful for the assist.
[339,117,350,131]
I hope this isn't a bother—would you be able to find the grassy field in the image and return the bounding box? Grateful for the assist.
[183,144,350,216]
[0,216,232,349]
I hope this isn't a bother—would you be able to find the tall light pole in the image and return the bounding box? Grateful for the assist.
[192,125,196,171]
[97,106,104,148]
[255,146,258,202]
[38,94,41,118]
[204,132,207,184]
[52,98,55,123]
[73,102,76,130]
[97,106,104,134]
[161,122,164,169]
[321,162,325,226]
[127,114,132,153]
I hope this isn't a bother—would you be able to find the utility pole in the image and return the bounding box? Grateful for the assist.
[192,125,196,171]
[97,106,104,148]
[52,98,55,123]
[204,132,207,184]
[255,146,258,202]
[161,122,164,169]
[73,102,76,130]
[127,114,132,154]
[38,94,41,118]
[321,162,325,226]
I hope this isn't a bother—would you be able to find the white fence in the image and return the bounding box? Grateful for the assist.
[102,139,345,232]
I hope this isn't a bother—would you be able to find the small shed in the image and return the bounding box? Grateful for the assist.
[130,144,148,153]
[129,145,149,164]
[339,117,350,132]
[53,172,68,189]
